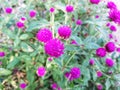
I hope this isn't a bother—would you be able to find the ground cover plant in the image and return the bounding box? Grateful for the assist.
[0,0,120,90]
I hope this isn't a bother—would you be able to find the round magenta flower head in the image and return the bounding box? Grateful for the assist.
[16,21,24,28]
[89,59,95,65]
[36,28,53,43]
[96,48,106,57]
[70,67,81,80]
[44,38,64,58]
[109,9,120,24]
[0,52,5,57]
[50,7,55,13]
[21,17,26,21]
[29,10,37,18]
[70,40,78,45]
[107,1,117,9]
[65,67,81,81]
[109,34,113,39]
[97,71,102,77]
[20,83,27,89]
[51,83,58,90]
[105,58,114,67]
[66,5,74,13]
[90,0,100,4]
[106,22,110,27]
[5,7,12,14]
[110,25,117,31]
[105,42,115,52]
[36,66,46,77]
[116,48,120,53]
[76,19,82,25]
[95,15,99,18]
[58,26,72,39]
[97,84,103,90]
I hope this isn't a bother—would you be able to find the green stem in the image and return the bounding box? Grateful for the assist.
[64,52,76,67]
[65,12,68,25]
[51,13,55,38]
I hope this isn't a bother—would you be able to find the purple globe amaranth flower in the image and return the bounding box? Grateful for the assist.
[70,40,78,45]
[50,7,55,13]
[29,10,37,18]
[95,15,99,18]
[89,59,95,65]
[16,21,24,28]
[105,58,114,67]
[96,48,106,57]
[110,25,117,31]
[97,71,102,77]
[66,5,74,13]
[36,28,53,43]
[106,22,110,27]
[20,83,27,89]
[5,7,12,14]
[58,26,72,39]
[65,67,81,81]
[36,66,46,77]
[109,9,120,24]
[51,83,58,90]
[76,19,82,25]
[97,84,103,90]
[90,0,100,4]
[44,38,64,58]
[107,1,117,9]
[116,48,120,52]
[109,34,113,39]
[21,17,26,21]
[105,42,115,52]
[0,52,5,57]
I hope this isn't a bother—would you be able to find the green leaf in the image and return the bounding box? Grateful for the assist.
[20,42,34,52]
[27,19,49,32]
[14,37,21,47]
[20,33,33,40]
[105,79,111,90]
[7,57,20,69]
[27,69,35,84]
[85,43,100,49]
[0,68,11,76]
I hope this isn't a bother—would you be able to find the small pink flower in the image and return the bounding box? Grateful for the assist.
[48,57,53,61]
[70,40,78,45]
[21,17,26,21]
[5,7,12,14]
[109,34,113,39]
[16,21,24,28]
[36,66,46,77]
[90,0,100,4]
[36,28,53,43]
[0,52,5,57]
[96,48,106,57]
[89,59,95,65]
[58,26,72,39]
[105,42,116,53]
[97,84,103,90]
[50,7,55,13]
[29,10,37,18]
[95,15,99,18]
[110,25,117,31]
[106,23,110,27]
[51,83,58,89]
[97,71,102,77]
[66,5,74,13]
[105,58,114,67]
[20,83,27,89]
[76,19,82,25]
[44,38,64,58]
